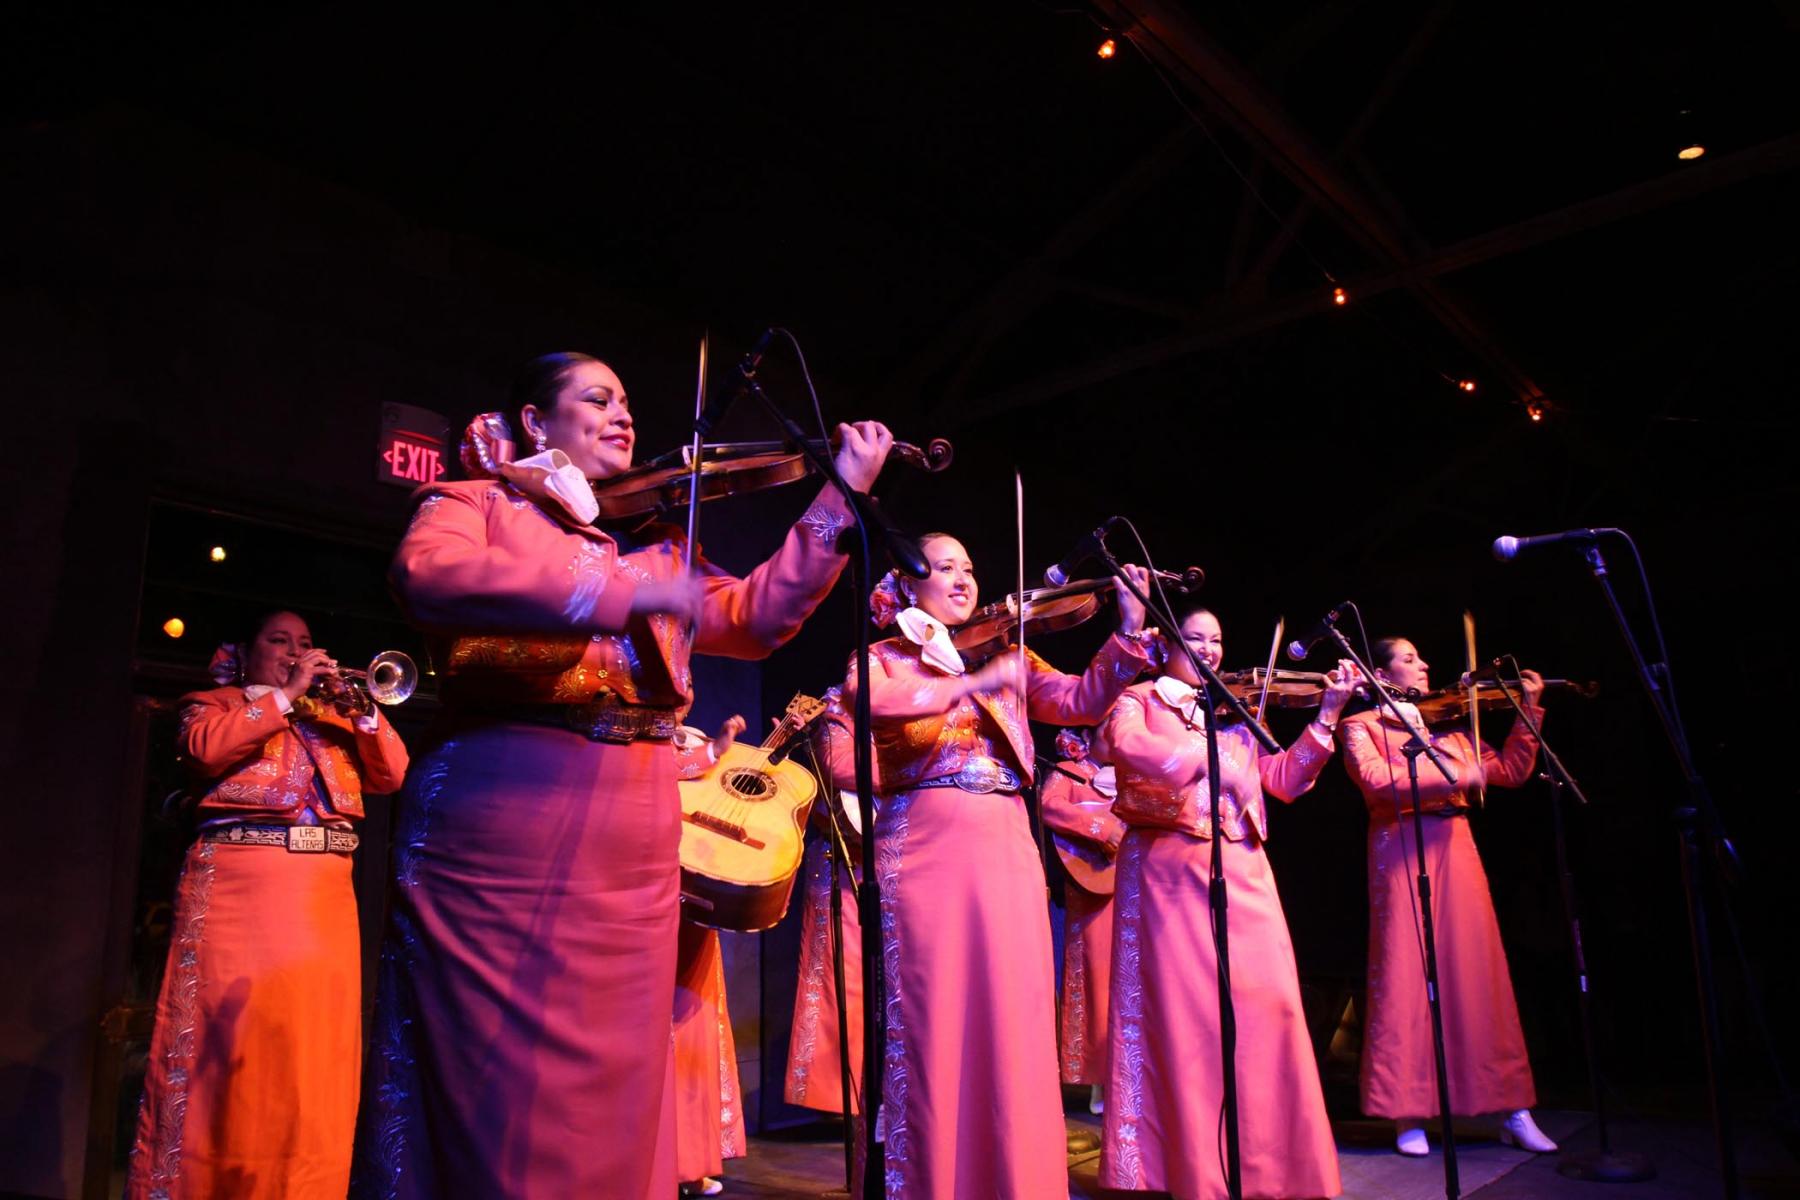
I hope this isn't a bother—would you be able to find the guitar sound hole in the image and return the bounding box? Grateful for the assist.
[725,770,773,800]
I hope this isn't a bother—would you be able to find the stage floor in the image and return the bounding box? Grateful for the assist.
[720,1109,1800,1198]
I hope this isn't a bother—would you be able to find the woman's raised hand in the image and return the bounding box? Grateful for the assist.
[280,648,336,702]
[832,421,895,494]
[1114,564,1150,635]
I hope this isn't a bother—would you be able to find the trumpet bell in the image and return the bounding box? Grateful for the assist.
[365,650,418,706]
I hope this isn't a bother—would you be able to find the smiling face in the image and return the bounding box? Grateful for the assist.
[242,611,312,688]
[521,359,635,480]
[911,535,978,626]
[1164,609,1223,686]
[1377,638,1430,692]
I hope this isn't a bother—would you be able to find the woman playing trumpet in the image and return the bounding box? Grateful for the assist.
[129,611,409,1200]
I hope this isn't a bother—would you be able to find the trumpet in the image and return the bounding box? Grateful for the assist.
[300,650,418,717]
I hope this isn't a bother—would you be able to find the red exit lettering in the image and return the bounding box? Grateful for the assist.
[383,439,446,484]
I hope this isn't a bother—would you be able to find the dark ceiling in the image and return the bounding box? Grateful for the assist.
[10,1,1800,622]
[15,1,1800,426]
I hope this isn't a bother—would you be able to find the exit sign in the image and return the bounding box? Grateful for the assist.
[378,402,451,488]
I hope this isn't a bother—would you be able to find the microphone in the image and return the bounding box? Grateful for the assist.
[766,706,828,767]
[694,328,777,438]
[1491,528,1601,561]
[1458,660,1511,688]
[1045,517,1123,586]
[1286,601,1350,662]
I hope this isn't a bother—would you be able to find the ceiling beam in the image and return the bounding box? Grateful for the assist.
[1096,0,1548,399]
[944,129,1800,425]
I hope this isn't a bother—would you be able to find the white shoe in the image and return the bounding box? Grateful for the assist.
[1089,1084,1105,1115]
[1395,1124,1430,1157]
[678,1178,724,1197]
[1500,1109,1557,1153]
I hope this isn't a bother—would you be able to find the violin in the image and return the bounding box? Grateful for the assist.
[589,435,954,521]
[1213,668,1393,714]
[1340,676,1597,723]
[950,569,1205,661]
[1407,678,1598,726]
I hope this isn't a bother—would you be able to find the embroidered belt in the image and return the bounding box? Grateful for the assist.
[488,699,681,743]
[202,823,360,855]
[914,755,1022,795]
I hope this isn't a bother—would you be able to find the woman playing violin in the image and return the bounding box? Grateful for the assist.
[357,352,893,1200]
[849,534,1154,1198]
[1339,637,1557,1157]
[1098,607,1353,1200]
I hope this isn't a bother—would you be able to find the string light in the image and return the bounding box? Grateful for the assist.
[1097,37,1117,59]
[1458,379,1477,393]
[209,545,228,563]
[1332,286,1348,306]
[163,617,186,639]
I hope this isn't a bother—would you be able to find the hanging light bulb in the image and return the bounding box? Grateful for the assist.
[1458,379,1477,393]
[209,545,228,563]
[1332,286,1348,306]
[1097,37,1117,59]
[163,617,186,639]
[1526,399,1548,423]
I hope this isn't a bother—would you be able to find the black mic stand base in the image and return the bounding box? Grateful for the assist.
[1556,1149,1657,1184]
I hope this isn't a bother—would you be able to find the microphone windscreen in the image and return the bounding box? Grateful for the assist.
[1491,535,1520,562]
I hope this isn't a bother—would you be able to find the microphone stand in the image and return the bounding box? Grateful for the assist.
[742,380,920,1199]
[1578,538,1743,1199]
[1483,665,1655,1184]
[1323,625,1462,1200]
[801,738,863,1195]
[1094,544,1277,1200]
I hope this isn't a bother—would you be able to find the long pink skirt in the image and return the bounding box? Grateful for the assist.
[1103,828,1340,1200]
[354,722,680,1199]
[1060,882,1114,1086]
[674,922,747,1183]
[129,842,361,1200]
[785,836,865,1114]
[873,787,1068,1199]
[1361,814,1535,1118]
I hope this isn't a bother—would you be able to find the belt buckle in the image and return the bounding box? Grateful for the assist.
[956,756,1003,794]
[286,826,328,854]
[566,699,634,744]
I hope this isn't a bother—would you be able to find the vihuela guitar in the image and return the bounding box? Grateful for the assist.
[679,693,826,932]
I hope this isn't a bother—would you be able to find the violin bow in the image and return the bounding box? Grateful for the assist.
[682,332,709,581]
[1464,609,1486,808]
[1015,470,1028,721]
[1256,617,1284,727]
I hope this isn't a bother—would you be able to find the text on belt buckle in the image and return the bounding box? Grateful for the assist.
[286,826,329,854]
[956,757,1004,794]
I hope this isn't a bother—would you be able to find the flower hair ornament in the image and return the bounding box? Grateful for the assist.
[459,412,517,479]
[1054,727,1092,762]
[868,569,918,629]
[208,642,244,686]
